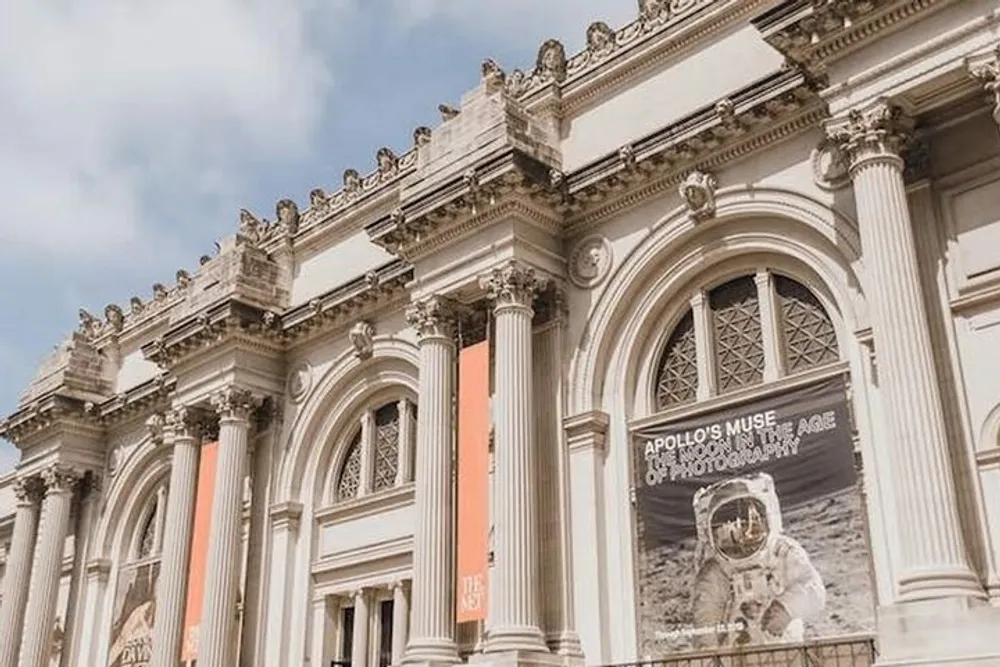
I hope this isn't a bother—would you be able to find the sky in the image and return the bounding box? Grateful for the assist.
[0,0,640,473]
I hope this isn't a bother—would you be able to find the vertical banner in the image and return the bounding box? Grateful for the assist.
[106,561,160,667]
[456,340,491,622]
[181,440,218,667]
[632,377,875,657]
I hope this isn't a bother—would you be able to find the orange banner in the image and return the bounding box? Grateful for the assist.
[456,340,491,622]
[181,440,217,666]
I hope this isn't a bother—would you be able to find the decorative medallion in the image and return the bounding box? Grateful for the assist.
[287,361,312,404]
[569,235,613,289]
[811,139,851,191]
[679,170,718,221]
[350,321,376,361]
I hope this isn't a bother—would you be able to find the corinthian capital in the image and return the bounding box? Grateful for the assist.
[13,475,44,506]
[406,296,458,340]
[41,464,82,495]
[826,100,914,169]
[968,44,1000,126]
[210,387,257,421]
[479,260,548,309]
[165,406,212,441]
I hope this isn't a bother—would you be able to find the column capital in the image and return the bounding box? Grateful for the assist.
[406,296,460,341]
[40,464,81,496]
[210,387,258,422]
[165,405,214,442]
[968,43,1000,125]
[12,475,44,506]
[825,99,914,171]
[390,578,410,593]
[479,260,548,310]
[349,587,370,602]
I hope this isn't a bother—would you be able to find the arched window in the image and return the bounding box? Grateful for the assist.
[654,272,839,411]
[136,507,157,560]
[334,398,416,502]
[130,488,165,562]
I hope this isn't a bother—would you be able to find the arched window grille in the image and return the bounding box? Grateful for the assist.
[654,272,839,412]
[334,398,416,502]
[136,507,157,560]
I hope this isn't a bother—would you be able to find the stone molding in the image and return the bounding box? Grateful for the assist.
[563,411,610,455]
[753,0,959,75]
[269,501,304,532]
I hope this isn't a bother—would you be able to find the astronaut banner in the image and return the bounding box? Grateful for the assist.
[106,561,159,667]
[632,376,875,656]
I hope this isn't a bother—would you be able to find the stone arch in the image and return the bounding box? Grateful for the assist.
[569,185,864,418]
[93,439,169,561]
[978,401,1000,451]
[277,336,419,506]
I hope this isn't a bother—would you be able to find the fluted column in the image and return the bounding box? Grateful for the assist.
[199,388,256,667]
[149,407,206,667]
[391,580,410,665]
[351,588,370,667]
[403,297,460,664]
[0,477,43,667]
[827,100,983,602]
[480,260,548,654]
[17,465,80,667]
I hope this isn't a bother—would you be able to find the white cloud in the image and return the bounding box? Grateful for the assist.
[0,0,351,263]
[389,0,638,53]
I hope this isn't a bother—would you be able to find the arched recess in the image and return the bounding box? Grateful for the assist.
[569,186,864,417]
[278,336,420,507]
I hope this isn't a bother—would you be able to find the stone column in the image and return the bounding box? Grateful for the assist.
[351,588,370,667]
[391,580,410,665]
[0,477,42,667]
[149,408,205,667]
[199,388,256,667]
[403,296,460,664]
[480,260,548,654]
[17,465,80,667]
[827,100,983,601]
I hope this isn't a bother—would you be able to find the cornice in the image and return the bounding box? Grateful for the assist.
[0,395,103,446]
[753,0,961,76]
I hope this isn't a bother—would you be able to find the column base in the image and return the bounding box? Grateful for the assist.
[403,639,461,665]
[469,650,585,667]
[544,631,584,658]
[876,596,1000,666]
[483,626,549,655]
[897,565,987,602]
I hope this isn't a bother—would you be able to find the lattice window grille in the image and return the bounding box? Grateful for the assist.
[373,403,401,492]
[137,507,157,560]
[336,435,363,501]
[711,277,765,393]
[775,275,839,372]
[654,310,699,410]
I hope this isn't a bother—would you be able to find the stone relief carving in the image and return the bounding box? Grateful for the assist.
[638,0,669,23]
[413,126,432,147]
[811,138,851,191]
[350,321,376,361]
[309,188,327,208]
[679,170,719,220]
[343,169,361,194]
[438,103,460,121]
[276,199,300,235]
[536,39,568,83]
[569,235,613,289]
[969,44,1000,126]
[287,361,312,404]
[586,22,616,57]
[481,58,507,94]
[376,148,399,176]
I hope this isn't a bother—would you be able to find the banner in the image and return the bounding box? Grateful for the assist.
[456,340,491,622]
[181,440,218,666]
[107,561,159,667]
[632,376,875,655]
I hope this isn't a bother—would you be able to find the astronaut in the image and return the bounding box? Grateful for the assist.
[689,472,826,649]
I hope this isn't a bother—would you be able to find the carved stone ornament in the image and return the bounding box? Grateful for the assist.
[638,0,669,23]
[211,387,257,421]
[438,104,460,122]
[479,260,548,309]
[41,464,81,495]
[104,304,125,332]
[481,58,506,95]
[343,169,361,194]
[406,297,458,340]
[309,188,327,208]
[413,126,432,147]
[51,616,65,662]
[276,198,300,235]
[287,361,312,403]
[376,147,398,175]
[13,476,43,505]
[679,170,719,220]
[569,236,613,289]
[536,39,568,83]
[146,413,166,446]
[349,321,376,360]
[586,22,616,56]
[811,138,851,191]
[968,44,1000,126]
[825,101,914,168]
[165,406,210,442]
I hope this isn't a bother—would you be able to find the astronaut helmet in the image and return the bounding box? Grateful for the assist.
[692,472,784,565]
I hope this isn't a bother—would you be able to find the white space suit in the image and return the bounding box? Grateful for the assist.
[690,472,826,649]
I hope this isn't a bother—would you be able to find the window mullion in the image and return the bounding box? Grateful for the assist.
[691,291,716,400]
[755,269,785,382]
[359,410,375,497]
[396,399,413,485]
[153,485,168,556]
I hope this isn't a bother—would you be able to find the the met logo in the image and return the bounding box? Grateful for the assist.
[459,573,486,615]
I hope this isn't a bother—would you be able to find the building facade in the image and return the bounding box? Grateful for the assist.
[1,1,1000,666]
